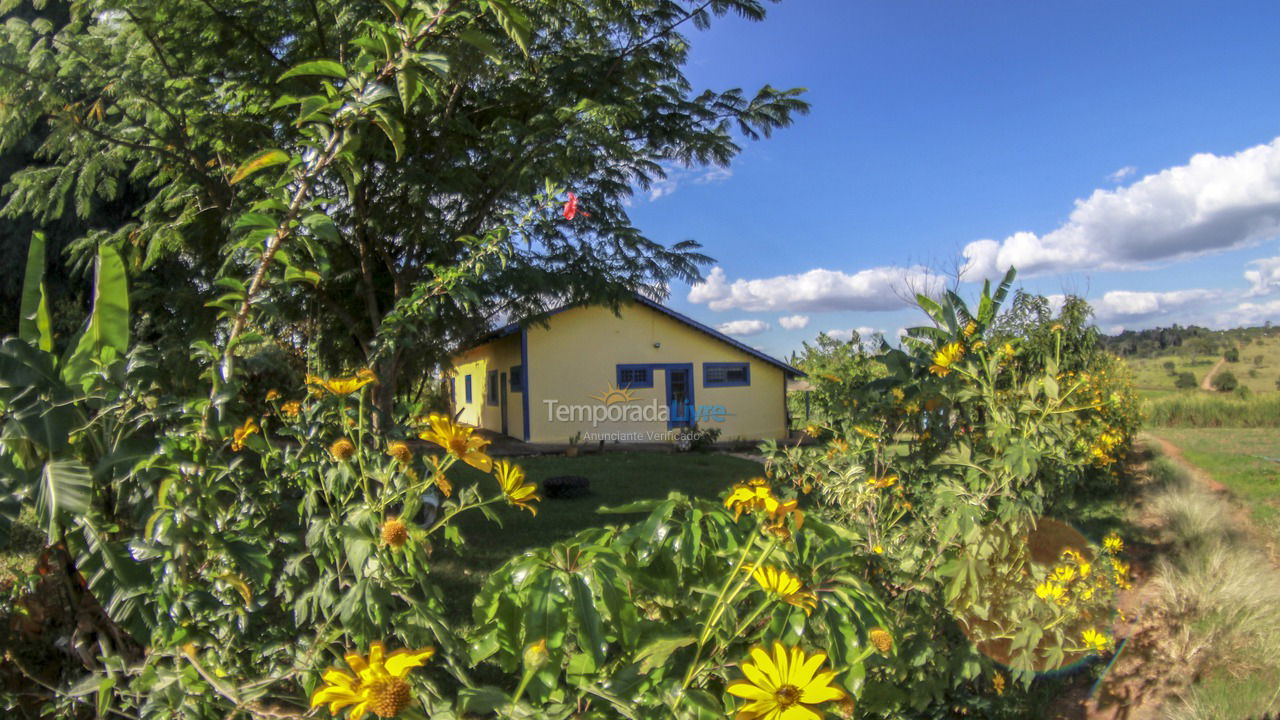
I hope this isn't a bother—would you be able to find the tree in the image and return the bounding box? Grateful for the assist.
[1174,372,1196,389]
[0,0,809,417]
[1224,347,1240,363]
[1212,370,1239,392]
[1162,360,1176,375]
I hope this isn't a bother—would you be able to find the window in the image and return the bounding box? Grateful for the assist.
[487,370,500,405]
[704,362,750,387]
[616,364,654,388]
[510,365,524,392]
[464,375,472,403]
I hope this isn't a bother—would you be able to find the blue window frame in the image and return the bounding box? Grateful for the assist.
[703,362,750,387]
[616,364,654,388]
[510,365,523,392]
[487,370,500,405]
[464,375,472,403]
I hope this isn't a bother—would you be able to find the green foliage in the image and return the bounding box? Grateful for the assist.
[787,331,884,426]
[1175,371,1197,389]
[1212,370,1239,392]
[1224,347,1240,363]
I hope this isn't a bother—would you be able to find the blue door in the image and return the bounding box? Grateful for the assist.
[666,367,693,427]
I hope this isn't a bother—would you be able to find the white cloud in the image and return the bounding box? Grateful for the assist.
[643,164,733,202]
[1244,256,1280,296]
[1108,165,1137,183]
[1214,298,1280,327]
[1090,289,1221,321]
[778,314,810,330]
[696,166,733,184]
[716,319,770,337]
[962,138,1280,279]
[688,265,945,312]
[826,326,883,343]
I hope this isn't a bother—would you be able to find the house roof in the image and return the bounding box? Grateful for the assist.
[473,295,805,377]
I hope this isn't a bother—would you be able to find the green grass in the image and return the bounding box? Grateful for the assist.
[1120,334,1280,399]
[1142,392,1280,427]
[432,452,763,608]
[1149,428,1280,543]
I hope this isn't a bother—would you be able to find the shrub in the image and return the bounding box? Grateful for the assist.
[1224,347,1240,363]
[1163,360,1177,374]
[1175,372,1197,389]
[1212,370,1239,392]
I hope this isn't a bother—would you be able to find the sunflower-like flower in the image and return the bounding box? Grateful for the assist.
[418,413,492,472]
[307,369,378,396]
[749,565,818,615]
[928,342,965,377]
[1103,533,1124,554]
[763,496,805,540]
[231,418,259,452]
[992,672,1006,696]
[281,400,302,418]
[869,627,893,654]
[266,389,281,402]
[493,460,540,515]
[866,474,898,490]
[804,424,822,438]
[724,478,775,520]
[1035,580,1065,603]
[727,643,846,720]
[310,642,434,719]
[1081,628,1108,653]
[386,441,413,465]
[330,438,356,462]
[380,518,409,549]
[1052,565,1076,584]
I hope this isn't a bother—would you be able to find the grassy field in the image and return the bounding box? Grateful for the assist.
[1142,392,1280,427]
[1147,428,1280,545]
[432,451,763,607]
[1123,333,1280,397]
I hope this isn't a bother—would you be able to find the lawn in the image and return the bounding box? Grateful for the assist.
[1147,428,1280,545]
[431,451,764,610]
[1121,333,1280,398]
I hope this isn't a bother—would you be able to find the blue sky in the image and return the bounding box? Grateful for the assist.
[622,0,1280,359]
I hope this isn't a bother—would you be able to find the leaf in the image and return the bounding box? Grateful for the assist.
[218,573,253,606]
[372,110,406,161]
[570,575,607,666]
[230,149,290,185]
[484,0,532,56]
[18,232,52,352]
[396,65,422,112]
[62,245,129,385]
[633,635,695,675]
[37,459,92,536]
[278,59,347,82]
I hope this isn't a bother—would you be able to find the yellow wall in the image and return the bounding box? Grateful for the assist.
[449,334,524,438]
[522,302,788,443]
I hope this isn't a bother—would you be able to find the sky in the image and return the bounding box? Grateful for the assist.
[621,0,1280,360]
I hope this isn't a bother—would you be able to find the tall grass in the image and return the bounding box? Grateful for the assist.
[1142,392,1280,427]
[1146,458,1280,719]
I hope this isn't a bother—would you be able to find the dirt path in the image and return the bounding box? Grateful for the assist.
[1198,356,1226,390]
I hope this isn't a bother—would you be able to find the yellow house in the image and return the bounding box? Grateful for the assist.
[448,296,803,444]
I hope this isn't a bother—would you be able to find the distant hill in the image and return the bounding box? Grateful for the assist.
[1104,324,1280,396]
[1101,324,1280,359]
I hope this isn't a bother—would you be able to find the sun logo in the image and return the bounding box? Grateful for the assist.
[591,382,638,406]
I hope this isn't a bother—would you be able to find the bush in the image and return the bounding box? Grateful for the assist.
[1163,360,1177,374]
[1213,370,1239,392]
[1224,347,1240,363]
[1175,372,1197,389]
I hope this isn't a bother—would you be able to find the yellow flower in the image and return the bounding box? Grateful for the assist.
[266,389,281,402]
[387,441,412,465]
[1001,342,1015,357]
[231,418,259,452]
[866,474,898,490]
[992,672,1005,695]
[749,565,818,615]
[307,369,378,396]
[928,342,964,377]
[804,424,822,438]
[762,495,805,540]
[330,438,356,462]
[725,478,774,520]
[494,460,540,516]
[522,638,550,670]
[1103,533,1123,554]
[963,321,977,337]
[1081,628,1108,653]
[890,387,905,402]
[727,643,846,720]
[853,425,878,440]
[1052,565,1076,584]
[380,519,409,549]
[1051,323,1064,333]
[868,628,893,654]
[1035,580,1065,603]
[281,400,302,418]
[873,544,884,554]
[310,642,434,719]
[418,413,492,472]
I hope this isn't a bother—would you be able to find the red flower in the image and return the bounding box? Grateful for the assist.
[563,192,590,220]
